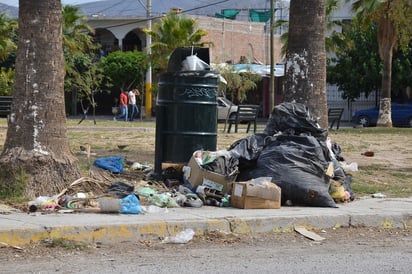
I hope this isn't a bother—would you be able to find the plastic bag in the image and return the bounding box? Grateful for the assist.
[147,193,180,208]
[162,228,195,244]
[119,194,141,214]
[107,181,135,198]
[94,156,124,174]
[250,134,337,207]
[263,102,328,140]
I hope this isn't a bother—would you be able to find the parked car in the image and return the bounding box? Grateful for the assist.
[217,97,238,121]
[352,103,412,127]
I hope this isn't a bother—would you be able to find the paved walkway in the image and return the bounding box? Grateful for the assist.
[1,197,411,246]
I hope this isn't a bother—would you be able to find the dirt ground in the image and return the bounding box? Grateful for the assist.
[65,126,412,198]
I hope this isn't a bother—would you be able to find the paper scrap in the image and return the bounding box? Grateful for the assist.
[294,225,325,241]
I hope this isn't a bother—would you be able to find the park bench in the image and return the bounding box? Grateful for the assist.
[0,96,12,117]
[227,104,259,133]
[328,108,344,130]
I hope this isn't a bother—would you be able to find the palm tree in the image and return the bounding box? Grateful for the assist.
[62,5,95,55]
[276,0,343,57]
[283,0,328,128]
[144,11,211,71]
[349,0,412,127]
[0,0,80,198]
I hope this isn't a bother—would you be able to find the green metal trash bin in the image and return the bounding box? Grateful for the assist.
[154,70,219,171]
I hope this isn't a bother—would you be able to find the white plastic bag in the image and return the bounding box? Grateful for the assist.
[162,228,195,244]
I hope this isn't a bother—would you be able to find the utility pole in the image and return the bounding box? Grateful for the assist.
[269,0,275,113]
[145,0,152,118]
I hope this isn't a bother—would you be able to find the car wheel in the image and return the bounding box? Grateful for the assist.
[357,115,371,127]
[408,117,412,128]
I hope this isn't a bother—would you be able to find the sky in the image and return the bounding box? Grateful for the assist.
[0,0,104,7]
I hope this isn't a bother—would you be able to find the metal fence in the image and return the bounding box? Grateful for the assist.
[327,85,377,121]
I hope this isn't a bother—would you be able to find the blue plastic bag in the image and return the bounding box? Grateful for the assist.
[119,194,141,214]
[94,156,124,174]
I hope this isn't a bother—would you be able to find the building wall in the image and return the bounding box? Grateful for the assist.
[194,16,283,65]
[88,15,284,66]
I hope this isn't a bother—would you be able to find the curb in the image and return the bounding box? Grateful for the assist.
[1,197,411,246]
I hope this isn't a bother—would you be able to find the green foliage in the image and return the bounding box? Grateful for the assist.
[65,53,112,118]
[327,22,382,100]
[0,67,14,96]
[144,12,212,71]
[99,50,148,91]
[220,70,261,103]
[0,13,17,62]
[0,13,17,94]
[62,5,96,55]
[391,41,412,98]
[350,0,412,52]
[276,0,343,57]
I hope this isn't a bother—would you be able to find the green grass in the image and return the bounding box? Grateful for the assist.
[330,127,412,135]
[0,167,29,201]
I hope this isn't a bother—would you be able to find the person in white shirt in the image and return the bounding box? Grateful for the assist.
[128,89,140,121]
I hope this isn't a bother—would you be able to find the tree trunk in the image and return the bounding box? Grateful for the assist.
[376,15,397,127]
[0,0,80,199]
[283,0,328,128]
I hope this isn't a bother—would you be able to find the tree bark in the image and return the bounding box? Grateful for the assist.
[0,0,79,199]
[376,14,397,127]
[283,0,328,128]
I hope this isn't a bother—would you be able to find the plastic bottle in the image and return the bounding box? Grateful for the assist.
[221,195,231,207]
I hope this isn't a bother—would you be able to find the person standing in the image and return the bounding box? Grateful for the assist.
[114,90,128,121]
[128,88,140,121]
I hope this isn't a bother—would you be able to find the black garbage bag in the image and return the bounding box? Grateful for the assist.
[264,102,328,141]
[107,182,136,198]
[250,134,337,207]
[228,134,272,181]
[331,142,345,162]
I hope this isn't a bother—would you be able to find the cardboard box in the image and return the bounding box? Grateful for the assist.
[231,179,281,209]
[187,153,237,194]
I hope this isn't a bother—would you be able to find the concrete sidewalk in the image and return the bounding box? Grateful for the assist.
[1,197,411,246]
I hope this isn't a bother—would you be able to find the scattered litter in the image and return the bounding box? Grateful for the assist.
[98,197,122,213]
[147,193,180,208]
[340,162,358,172]
[131,162,150,170]
[372,192,386,198]
[141,205,169,214]
[94,156,124,174]
[162,228,195,244]
[0,241,24,251]
[119,194,141,214]
[294,225,325,241]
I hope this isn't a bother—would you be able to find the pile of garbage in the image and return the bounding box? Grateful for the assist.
[27,102,356,214]
[230,102,355,207]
